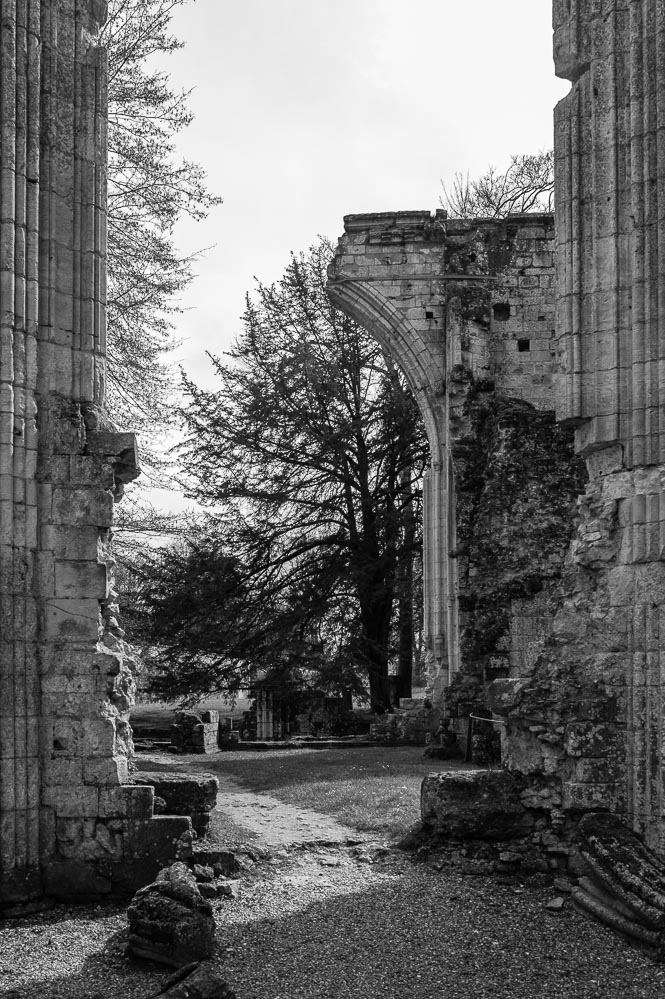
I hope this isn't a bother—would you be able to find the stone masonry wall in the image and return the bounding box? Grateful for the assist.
[333,0,665,862]
[426,1,665,859]
[328,207,645,861]
[534,0,665,852]
[328,214,579,714]
[0,0,189,914]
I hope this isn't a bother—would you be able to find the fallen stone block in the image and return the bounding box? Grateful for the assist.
[127,862,216,968]
[421,769,532,840]
[577,812,665,932]
[198,878,240,901]
[191,844,241,877]
[571,885,661,950]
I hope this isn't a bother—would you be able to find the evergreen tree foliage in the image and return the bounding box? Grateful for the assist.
[141,241,428,711]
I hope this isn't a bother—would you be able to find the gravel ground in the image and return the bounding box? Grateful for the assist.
[1,845,664,999]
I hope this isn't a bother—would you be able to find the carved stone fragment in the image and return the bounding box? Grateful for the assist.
[127,863,216,968]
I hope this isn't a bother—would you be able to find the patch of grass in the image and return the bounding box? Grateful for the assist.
[144,746,469,842]
[274,775,422,838]
[211,747,447,839]
[130,695,251,731]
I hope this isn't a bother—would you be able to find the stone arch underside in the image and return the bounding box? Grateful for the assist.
[327,270,452,692]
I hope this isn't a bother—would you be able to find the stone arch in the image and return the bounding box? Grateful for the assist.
[327,267,452,690]
[327,277,445,462]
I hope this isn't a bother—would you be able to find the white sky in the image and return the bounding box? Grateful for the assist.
[159,0,568,392]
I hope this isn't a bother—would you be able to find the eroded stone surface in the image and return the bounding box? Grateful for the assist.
[420,770,533,840]
[134,772,219,839]
[127,862,216,968]
[571,813,665,952]
[158,963,237,999]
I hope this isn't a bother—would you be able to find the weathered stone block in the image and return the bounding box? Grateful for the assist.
[133,773,219,821]
[54,560,108,599]
[563,722,623,759]
[40,524,100,559]
[51,487,114,527]
[41,784,99,817]
[158,964,236,998]
[127,862,215,968]
[45,598,101,641]
[562,781,625,813]
[98,785,154,820]
[421,769,532,840]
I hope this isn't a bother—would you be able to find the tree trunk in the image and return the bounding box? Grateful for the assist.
[396,467,415,700]
[367,657,392,714]
[358,588,393,713]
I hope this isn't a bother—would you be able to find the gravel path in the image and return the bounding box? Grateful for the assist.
[1,771,664,998]
[1,845,664,999]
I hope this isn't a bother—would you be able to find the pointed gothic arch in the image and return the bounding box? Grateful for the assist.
[327,264,457,694]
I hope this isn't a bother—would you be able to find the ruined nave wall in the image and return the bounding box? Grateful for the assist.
[328,212,573,702]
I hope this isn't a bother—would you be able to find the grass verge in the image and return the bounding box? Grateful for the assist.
[137,746,467,842]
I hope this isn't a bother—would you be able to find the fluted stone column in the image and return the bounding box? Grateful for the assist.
[0,0,43,906]
[0,0,149,912]
[554,0,665,849]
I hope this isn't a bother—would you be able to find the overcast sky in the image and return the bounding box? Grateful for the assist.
[159,0,568,391]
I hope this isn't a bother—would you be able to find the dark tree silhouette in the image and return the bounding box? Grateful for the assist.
[140,241,428,711]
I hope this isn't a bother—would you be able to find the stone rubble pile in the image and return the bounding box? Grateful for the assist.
[127,862,216,967]
[170,710,220,754]
[127,847,247,971]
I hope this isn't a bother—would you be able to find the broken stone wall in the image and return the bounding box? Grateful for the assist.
[442,216,585,749]
[333,0,665,863]
[502,0,665,853]
[0,0,189,914]
[329,210,631,863]
[430,0,665,859]
[328,214,581,728]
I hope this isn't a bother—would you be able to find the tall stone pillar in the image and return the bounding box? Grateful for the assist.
[554,0,665,849]
[0,1,181,913]
[0,0,44,906]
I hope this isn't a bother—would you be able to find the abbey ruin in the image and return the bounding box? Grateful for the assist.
[331,0,665,857]
[0,0,664,913]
